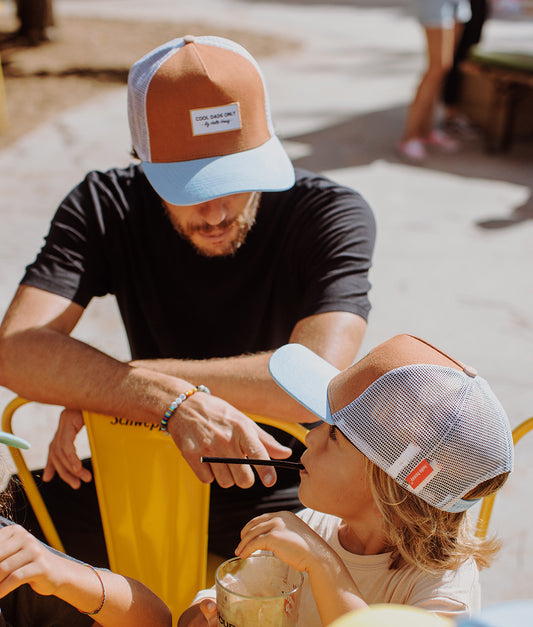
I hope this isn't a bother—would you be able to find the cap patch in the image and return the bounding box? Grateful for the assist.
[406,459,442,492]
[191,103,242,136]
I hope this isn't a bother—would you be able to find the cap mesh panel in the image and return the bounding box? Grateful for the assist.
[128,39,184,161]
[333,365,514,511]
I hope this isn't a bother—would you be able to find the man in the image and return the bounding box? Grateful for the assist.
[0,35,375,560]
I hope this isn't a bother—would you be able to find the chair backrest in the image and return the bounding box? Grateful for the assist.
[475,415,533,539]
[82,410,210,620]
[82,410,308,619]
[1,396,308,622]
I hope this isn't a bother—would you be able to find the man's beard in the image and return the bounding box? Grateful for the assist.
[169,192,261,258]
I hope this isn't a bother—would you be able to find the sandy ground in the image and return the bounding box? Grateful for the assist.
[0,12,298,147]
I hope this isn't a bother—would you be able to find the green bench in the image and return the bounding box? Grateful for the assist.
[461,46,533,152]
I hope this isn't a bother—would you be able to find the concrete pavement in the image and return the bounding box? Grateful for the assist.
[0,0,532,607]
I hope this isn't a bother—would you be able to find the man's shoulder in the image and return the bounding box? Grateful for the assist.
[292,168,357,191]
[83,162,146,188]
[267,167,374,227]
[288,168,372,215]
[64,163,159,220]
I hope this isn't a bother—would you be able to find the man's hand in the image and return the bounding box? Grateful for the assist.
[168,392,292,489]
[43,408,92,489]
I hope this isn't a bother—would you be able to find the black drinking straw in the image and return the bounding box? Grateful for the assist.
[201,457,304,470]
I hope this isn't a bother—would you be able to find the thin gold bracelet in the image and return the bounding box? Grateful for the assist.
[79,564,106,616]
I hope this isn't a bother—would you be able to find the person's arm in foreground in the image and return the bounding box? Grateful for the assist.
[0,524,171,626]
[0,286,291,489]
[178,511,367,627]
[131,310,366,422]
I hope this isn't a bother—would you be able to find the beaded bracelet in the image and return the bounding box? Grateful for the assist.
[80,563,106,616]
[161,384,211,433]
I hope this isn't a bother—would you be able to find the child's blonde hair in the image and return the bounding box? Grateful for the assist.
[365,457,509,573]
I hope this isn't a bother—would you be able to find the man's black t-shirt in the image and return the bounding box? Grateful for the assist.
[18,166,376,557]
[22,166,375,360]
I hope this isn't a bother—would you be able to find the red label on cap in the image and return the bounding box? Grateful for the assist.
[406,459,434,490]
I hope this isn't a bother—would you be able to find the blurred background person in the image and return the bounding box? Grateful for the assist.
[398,0,472,162]
[442,0,489,137]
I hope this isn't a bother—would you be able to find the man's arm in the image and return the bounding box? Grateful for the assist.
[130,310,366,423]
[0,285,291,488]
[0,285,183,422]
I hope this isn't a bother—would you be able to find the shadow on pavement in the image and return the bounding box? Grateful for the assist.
[288,104,533,230]
[477,195,533,229]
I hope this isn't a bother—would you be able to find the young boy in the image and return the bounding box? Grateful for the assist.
[179,334,513,627]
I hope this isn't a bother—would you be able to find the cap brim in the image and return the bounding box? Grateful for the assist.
[142,136,295,206]
[269,344,340,424]
[0,431,30,450]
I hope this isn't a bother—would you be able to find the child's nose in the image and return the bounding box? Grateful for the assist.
[305,423,323,447]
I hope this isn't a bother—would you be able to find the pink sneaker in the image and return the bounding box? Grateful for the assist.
[397,139,427,162]
[442,115,480,141]
[424,130,460,152]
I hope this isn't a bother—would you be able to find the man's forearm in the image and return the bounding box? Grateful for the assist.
[129,311,367,424]
[130,352,314,423]
[0,327,192,424]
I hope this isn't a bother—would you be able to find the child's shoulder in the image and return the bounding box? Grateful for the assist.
[405,557,480,618]
[297,508,342,537]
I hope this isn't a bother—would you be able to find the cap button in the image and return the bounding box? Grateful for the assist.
[463,364,478,378]
[183,35,196,44]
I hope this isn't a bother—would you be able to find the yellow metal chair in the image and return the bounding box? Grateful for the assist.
[82,409,210,620]
[475,415,533,539]
[2,396,308,620]
[1,397,64,551]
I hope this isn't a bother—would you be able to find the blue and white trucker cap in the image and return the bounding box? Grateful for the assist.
[128,35,295,206]
[269,335,514,513]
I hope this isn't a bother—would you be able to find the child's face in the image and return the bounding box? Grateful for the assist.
[299,422,375,521]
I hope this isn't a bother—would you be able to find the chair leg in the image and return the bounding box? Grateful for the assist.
[1,398,65,552]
